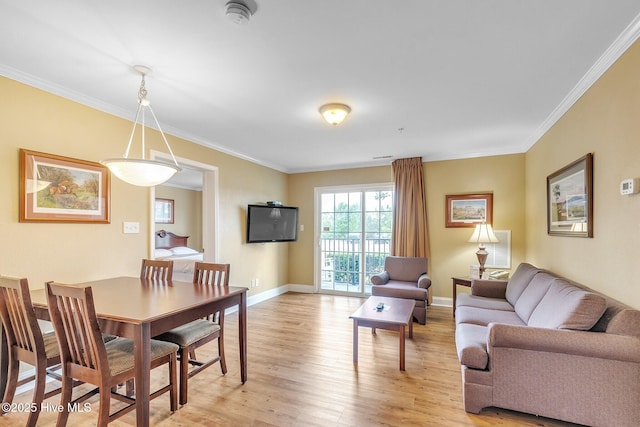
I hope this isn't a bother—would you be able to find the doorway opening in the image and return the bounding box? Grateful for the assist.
[150,151,219,262]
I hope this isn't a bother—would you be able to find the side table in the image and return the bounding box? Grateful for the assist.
[451,276,472,317]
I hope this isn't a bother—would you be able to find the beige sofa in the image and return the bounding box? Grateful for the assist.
[371,256,431,324]
[455,263,640,427]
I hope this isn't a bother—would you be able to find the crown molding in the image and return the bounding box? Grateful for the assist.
[523,12,640,151]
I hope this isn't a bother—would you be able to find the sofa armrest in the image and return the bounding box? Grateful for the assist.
[371,271,390,285]
[417,273,431,289]
[471,279,508,299]
[488,323,640,363]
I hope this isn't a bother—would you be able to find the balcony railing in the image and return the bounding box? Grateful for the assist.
[320,238,390,290]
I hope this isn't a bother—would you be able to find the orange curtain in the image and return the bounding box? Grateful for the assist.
[391,157,430,258]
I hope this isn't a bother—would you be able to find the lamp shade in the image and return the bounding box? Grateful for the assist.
[319,103,351,125]
[468,223,499,245]
[101,158,180,187]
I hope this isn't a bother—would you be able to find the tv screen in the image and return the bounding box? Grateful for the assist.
[246,204,299,243]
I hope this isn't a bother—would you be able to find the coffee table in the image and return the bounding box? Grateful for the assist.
[349,296,415,371]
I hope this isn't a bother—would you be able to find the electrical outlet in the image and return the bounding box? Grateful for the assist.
[254,278,260,287]
[123,222,140,234]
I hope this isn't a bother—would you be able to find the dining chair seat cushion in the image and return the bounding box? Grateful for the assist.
[105,337,179,377]
[102,333,118,343]
[42,331,61,358]
[155,319,220,347]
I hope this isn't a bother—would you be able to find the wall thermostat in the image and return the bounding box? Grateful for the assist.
[620,178,639,195]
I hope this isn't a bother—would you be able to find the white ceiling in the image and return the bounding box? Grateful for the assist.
[2,1,640,175]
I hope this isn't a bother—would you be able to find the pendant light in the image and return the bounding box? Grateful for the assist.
[101,66,181,187]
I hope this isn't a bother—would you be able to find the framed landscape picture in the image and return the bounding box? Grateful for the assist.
[445,193,493,228]
[19,149,110,223]
[547,153,593,237]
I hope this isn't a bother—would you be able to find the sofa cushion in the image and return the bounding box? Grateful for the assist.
[456,293,514,311]
[371,281,427,300]
[455,306,525,327]
[455,323,489,369]
[384,256,427,282]
[606,309,640,338]
[528,281,607,330]
[513,272,556,323]
[505,262,541,305]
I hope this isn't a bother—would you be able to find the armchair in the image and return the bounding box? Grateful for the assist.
[371,256,431,324]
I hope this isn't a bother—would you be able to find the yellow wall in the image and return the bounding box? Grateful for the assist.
[0,77,288,296]
[426,154,526,299]
[287,156,526,300]
[525,39,640,307]
[155,186,203,251]
[287,166,393,287]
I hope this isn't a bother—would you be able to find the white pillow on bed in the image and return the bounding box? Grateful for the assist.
[170,246,199,255]
[154,249,173,258]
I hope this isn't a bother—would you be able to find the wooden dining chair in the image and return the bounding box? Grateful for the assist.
[45,281,179,426]
[155,262,229,405]
[140,259,174,281]
[0,276,64,427]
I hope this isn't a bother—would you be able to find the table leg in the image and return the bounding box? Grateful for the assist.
[239,292,247,383]
[399,325,406,371]
[134,323,151,427]
[352,320,358,364]
[452,280,457,317]
[0,324,7,398]
[409,320,413,339]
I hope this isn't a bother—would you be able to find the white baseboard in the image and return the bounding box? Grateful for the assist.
[431,296,453,307]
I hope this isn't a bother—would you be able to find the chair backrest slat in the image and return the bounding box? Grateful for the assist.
[0,276,44,355]
[193,263,230,322]
[46,282,108,375]
[193,262,230,287]
[141,259,174,281]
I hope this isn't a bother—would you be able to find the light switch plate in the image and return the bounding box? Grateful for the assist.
[123,222,140,234]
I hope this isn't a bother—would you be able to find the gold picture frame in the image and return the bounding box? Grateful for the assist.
[19,149,110,223]
[445,193,493,228]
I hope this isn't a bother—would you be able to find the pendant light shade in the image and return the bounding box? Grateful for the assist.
[101,158,180,187]
[101,66,181,187]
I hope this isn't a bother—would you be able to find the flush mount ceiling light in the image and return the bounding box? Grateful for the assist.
[225,1,253,25]
[319,103,351,126]
[101,66,181,187]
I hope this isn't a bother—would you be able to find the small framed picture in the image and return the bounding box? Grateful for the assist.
[445,193,493,228]
[154,198,174,224]
[19,149,110,223]
[547,153,593,237]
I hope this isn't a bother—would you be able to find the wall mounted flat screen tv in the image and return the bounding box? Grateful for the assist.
[246,204,299,243]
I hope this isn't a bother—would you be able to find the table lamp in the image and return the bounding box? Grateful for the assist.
[468,222,499,278]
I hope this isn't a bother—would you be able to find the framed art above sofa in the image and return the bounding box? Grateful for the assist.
[547,153,593,237]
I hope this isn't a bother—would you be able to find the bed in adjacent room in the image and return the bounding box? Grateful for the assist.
[154,230,203,281]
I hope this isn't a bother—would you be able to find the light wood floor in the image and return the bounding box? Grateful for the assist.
[7,292,580,426]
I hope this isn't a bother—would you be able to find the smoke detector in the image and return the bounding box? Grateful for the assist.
[225,1,253,25]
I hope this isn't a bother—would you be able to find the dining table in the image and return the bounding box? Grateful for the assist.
[5,276,247,427]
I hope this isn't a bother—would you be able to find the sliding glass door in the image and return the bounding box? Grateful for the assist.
[315,184,393,296]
